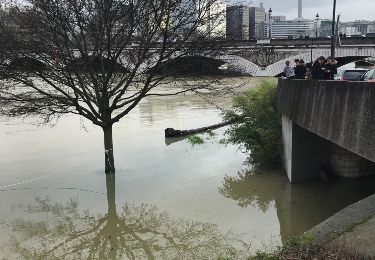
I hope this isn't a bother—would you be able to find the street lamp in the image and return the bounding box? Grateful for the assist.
[311,13,320,63]
[268,8,272,39]
[331,0,337,57]
[315,13,320,37]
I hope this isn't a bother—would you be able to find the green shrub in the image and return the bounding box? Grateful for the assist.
[187,135,205,146]
[223,80,281,168]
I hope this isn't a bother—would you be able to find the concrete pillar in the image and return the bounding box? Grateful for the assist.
[331,144,375,178]
[282,116,375,182]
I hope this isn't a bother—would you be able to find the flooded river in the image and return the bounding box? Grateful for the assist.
[0,77,374,259]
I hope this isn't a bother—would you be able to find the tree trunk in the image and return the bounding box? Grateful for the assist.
[106,172,117,215]
[103,125,115,174]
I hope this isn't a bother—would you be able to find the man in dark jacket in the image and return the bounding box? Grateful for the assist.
[324,56,338,80]
[312,56,326,80]
[294,59,307,79]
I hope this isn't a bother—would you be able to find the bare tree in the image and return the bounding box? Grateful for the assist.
[0,0,227,173]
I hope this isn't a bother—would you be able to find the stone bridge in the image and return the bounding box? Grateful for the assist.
[217,47,374,76]
[11,37,375,76]
[169,37,375,76]
[209,41,375,76]
[277,79,375,183]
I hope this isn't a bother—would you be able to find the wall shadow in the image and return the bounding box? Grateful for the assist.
[220,170,375,242]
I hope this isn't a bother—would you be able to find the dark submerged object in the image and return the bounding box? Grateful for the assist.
[165,120,236,138]
[317,165,335,183]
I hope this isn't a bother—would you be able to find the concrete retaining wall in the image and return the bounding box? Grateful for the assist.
[278,79,375,165]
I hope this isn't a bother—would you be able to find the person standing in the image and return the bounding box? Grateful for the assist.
[324,56,338,80]
[283,60,295,79]
[294,59,307,79]
[312,56,326,80]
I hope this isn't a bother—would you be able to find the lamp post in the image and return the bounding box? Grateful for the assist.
[331,0,337,57]
[268,8,272,39]
[311,13,319,63]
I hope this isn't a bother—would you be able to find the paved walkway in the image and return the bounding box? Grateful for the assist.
[308,194,375,258]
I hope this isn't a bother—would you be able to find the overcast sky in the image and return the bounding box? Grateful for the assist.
[232,0,375,21]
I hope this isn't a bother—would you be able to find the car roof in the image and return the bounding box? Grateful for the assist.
[342,68,368,71]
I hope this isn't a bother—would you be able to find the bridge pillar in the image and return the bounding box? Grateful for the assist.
[282,116,375,182]
[282,115,331,183]
[331,144,375,178]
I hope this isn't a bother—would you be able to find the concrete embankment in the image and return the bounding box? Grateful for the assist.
[307,194,375,258]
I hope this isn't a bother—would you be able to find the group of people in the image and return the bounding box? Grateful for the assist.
[283,56,338,80]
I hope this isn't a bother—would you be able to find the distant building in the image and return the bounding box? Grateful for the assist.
[174,0,226,38]
[272,16,286,23]
[265,19,316,39]
[340,21,375,36]
[249,3,266,39]
[226,5,250,40]
[318,19,333,37]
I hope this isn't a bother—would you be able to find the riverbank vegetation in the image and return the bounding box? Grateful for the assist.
[249,234,370,260]
[223,80,281,168]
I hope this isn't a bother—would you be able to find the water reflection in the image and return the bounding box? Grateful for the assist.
[3,174,250,259]
[164,136,186,146]
[220,170,375,242]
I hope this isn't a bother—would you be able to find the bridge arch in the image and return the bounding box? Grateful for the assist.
[65,56,128,73]
[215,54,261,76]
[8,57,47,71]
[148,56,229,75]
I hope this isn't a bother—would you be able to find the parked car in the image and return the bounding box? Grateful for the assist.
[360,67,375,82]
[335,68,368,81]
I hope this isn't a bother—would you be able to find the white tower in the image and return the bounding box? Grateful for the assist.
[298,0,303,19]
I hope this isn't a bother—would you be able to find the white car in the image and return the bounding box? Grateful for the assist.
[360,67,375,82]
[335,68,367,81]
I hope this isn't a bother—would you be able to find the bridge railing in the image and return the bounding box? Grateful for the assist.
[192,37,375,48]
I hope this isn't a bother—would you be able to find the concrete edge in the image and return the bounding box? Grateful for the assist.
[306,194,375,244]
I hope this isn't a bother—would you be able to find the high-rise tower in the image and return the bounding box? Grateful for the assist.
[298,0,303,19]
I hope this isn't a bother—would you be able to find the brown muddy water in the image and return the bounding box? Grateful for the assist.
[0,77,374,259]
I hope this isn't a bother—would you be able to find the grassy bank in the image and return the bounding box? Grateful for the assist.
[249,234,371,260]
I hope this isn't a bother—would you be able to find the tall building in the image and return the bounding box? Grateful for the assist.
[174,0,226,38]
[249,3,266,39]
[226,5,250,40]
[201,0,226,38]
